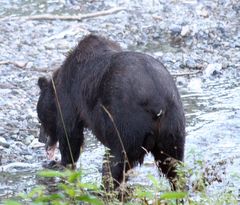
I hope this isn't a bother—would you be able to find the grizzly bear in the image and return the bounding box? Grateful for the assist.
[37,34,185,190]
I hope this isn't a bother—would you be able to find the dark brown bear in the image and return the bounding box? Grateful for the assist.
[37,34,185,190]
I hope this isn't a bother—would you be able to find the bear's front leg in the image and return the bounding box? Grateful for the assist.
[57,122,84,169]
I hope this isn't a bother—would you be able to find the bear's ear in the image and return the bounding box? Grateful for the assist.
[38,77,48,90]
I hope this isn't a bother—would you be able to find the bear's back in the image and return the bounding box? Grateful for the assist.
[100,51,181,112]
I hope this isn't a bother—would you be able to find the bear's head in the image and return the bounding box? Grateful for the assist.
[37,77,57,144]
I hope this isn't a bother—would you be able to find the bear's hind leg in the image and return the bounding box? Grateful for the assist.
[102,150,132,192]
[151,141,184,190]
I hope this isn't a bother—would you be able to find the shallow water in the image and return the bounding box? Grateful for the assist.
[183,69,240,158]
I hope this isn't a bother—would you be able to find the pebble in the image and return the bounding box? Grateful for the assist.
[161,53,176,63]
[15,61,28,68]
[0,127,5,135]
[169,24,182,35]
[234,41,240,48]
[0,137,10,148]
[29,138,45,149]
[153,51,163,58]
[26,62,34,69]
[181,25,191,37]
[204,63,223,77]
[24,135,35,145]
[196,6,209,18]
[185,58,197,69]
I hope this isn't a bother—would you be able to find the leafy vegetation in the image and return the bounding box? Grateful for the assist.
[3,153,239,205]
[4,151,240,205]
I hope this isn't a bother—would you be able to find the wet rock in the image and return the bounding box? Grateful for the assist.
[185,58,197,69]
[204,63,223,77]
[172,61,182,70]
[196,5,209,18]
[26,62,34,69]
[9,110,18,116]
[0,137,10,148]
[0,127,5,135]
[233,40,240,48]
[161,53,176,63]
[24,135,35,145]
[153,51,163,58]
[181,25,192,37]
[169,24,182,36]
[29,138,45,149]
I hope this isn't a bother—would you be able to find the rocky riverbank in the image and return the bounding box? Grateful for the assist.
[0,0,239,200]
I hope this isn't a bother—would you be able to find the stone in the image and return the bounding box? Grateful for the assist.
[169,24,182,35]
[186,58,197,69]
[24,135,35,145]
[0,137,10,148]
[29,138,45,149]
[205,63,223,77]
[196,6,209,18]
[181,25,191,37]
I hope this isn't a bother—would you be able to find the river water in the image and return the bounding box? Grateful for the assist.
[0,0,239,202]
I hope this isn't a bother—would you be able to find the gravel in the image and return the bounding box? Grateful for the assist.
[0,0,239,198]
